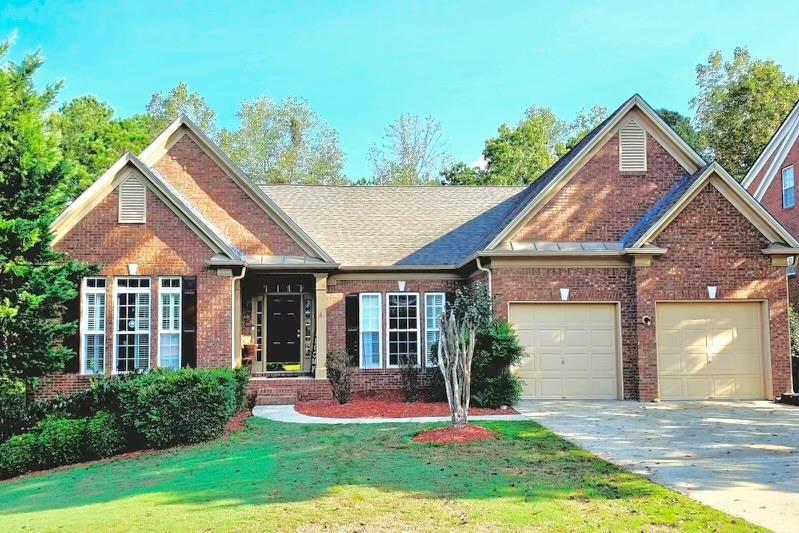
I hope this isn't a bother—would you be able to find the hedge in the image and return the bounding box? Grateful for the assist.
[0,367,249,479]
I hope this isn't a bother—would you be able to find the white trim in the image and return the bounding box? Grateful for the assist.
[79,277,107,375]
[157,277,182,369]
[385,292,421,368]
[112,276,152,374]
[358,292,382,369]
[744,100,799,192]
[423,292,445,368]
[782,165,795,209]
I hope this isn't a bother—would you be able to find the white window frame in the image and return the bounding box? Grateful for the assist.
[385,292,421,368]
[424,293,445,368]
[358,293,382,369]
[783,165,795,209]
[80,277,107,375]
[113,277,151,374]
[158,277,182,369]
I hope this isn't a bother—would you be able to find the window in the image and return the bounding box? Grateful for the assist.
[115,277,151,373]
[386,293,419,367]
[424,293,445,367]
[159,277,181,369]
[788,265,797,279]
[118,176,146,223]
[359,293,381,368]
[619,120,647,172]
[81,277,106,374]
[783,166,795,208]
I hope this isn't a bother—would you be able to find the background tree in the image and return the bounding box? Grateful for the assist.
[0,42,95,398]
[692,47,799,180]
[657,108,707,154]
[368,114,449,185]
[49,96,159,205]
[440,161,485,185]
[147,82,217,135]
[219,96,345,184]
[556,105,608,156]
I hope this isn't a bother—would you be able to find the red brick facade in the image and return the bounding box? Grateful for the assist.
[513,133,688,242]
[756,140,799,238]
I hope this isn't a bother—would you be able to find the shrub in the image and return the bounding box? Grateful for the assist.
[36,416,88,468]
[116,368,242,448]
[0,433,39,478]
[86,411,126,458]
[399,357,421,402]
[0,378,28,443]
[472,371,522,409]
[326,350,352,404]
[790,305,799,392]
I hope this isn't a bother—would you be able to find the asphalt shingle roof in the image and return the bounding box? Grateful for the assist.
[259,185,527,266]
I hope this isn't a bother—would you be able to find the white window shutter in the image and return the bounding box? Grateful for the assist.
[118,176,146,223]
[619,120,647,172]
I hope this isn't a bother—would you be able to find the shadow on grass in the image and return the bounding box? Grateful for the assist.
[0,419,660,516]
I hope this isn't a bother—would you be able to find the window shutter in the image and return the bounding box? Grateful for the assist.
[118,176,147,223]
[619,120,647,172]
[345,294,360,366]
[181,276,197,368]
[63,295,80,373]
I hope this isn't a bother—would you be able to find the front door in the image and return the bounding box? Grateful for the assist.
[266,295,302,371]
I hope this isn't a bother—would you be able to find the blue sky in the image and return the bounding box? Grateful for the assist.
[3,0,799,180]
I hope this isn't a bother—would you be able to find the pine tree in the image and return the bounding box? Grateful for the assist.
[0,41,96,396]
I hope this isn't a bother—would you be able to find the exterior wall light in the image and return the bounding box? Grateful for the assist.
[559,288,570,301]
[707,286,718,299]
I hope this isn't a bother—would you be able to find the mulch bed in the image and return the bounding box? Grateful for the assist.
[224,409,251,436]
[295,394,516,419]
[413,425,499,444]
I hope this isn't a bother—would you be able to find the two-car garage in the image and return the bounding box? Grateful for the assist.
[509,301,768,400]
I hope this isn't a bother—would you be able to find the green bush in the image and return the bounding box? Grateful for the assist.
[86,411,126,458]
[399,358,421,402]
[0,378,29,443]
[0,433,39,478]
[472,371,522,409]
[36,416,88,468]
[116,368,242,448]
[326,350,352,404]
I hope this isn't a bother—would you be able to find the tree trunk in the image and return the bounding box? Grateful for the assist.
[437,311,477,428]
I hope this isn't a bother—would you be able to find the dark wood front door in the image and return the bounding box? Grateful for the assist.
[266,295,302,367]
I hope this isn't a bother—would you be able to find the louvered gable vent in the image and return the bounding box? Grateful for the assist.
[619,120,647,172]
[118,176,146,223]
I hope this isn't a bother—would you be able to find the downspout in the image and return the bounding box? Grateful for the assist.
[476,256,492,299]
[231,266,247,368]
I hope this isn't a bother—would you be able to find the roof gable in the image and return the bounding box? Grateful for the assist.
[624,162,799,249]
[51,153,242,259]
[743,100,799,200]
[486,94,708,249]
[138,116,335,263]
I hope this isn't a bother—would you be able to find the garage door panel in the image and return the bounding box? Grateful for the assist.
[509,303,619,400]
[657,303,765,400]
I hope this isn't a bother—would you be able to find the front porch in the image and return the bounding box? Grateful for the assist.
[237,273,328,379]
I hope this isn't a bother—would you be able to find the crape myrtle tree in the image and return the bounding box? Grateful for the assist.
[436,282,492,427]
[0,41,95,399]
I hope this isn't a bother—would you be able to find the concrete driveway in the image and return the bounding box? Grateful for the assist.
[516,400,799,533]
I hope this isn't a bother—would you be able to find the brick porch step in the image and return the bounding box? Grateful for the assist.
[255,392,297,406]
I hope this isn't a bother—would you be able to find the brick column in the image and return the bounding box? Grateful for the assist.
[314,273,328,379]
[634,261,658,401]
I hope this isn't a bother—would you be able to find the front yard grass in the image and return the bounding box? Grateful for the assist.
[0,418,757,532]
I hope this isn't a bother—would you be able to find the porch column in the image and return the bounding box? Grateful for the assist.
[314,273,328,379]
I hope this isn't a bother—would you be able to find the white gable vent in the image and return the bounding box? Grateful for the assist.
[118,176,146,223]
[619,120,647,172]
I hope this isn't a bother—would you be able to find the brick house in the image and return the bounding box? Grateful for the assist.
[45,94,798,403]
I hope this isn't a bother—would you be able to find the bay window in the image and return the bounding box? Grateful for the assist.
[81,277,106,374]
[359,293,381,368]
[387,293,420,367]
[115,277,151,373]
[159,277,181,369]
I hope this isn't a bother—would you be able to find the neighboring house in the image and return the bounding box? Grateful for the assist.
[44,94,798,403]
[742,100,799,300]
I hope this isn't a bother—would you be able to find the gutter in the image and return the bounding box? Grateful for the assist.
[231,266,247,368]
[476,257,492,300]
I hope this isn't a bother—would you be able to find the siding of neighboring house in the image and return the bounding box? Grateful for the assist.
[153,135,306,257]
[52,187,232,373]
[512,133,687,242]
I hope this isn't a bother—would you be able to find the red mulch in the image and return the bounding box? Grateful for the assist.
[295,394,516,419]
[224,409,251,436]
[413,425,499,444]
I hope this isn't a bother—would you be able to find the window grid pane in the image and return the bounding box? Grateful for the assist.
[424,293,445,367]
[784,167,796,208]
[82,278,106,374]
[387,294,418,366]
[116,278,151,373]
[360,294,381,368]
[159,278,181,369]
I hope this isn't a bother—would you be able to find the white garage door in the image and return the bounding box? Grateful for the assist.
[656,302,766,400]
[509,303,619,399]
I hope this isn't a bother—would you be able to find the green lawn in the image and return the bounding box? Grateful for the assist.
[0,418,757,532]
